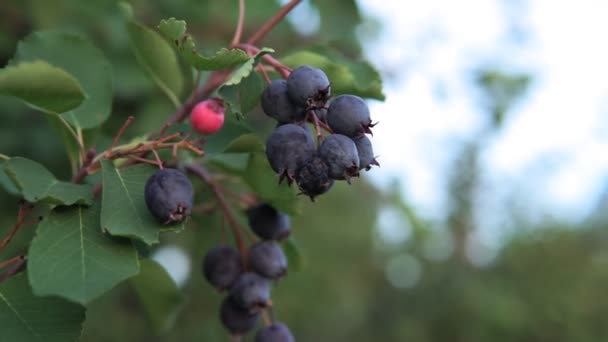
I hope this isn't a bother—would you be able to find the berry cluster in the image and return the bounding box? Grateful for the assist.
[262,65,378,200]
[202,203,295,341]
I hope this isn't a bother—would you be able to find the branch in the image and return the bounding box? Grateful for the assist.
[246,0,302,45]
[185,164,249,267]
[0,202,37,254]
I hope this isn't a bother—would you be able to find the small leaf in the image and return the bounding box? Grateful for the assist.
[0,61,85,113]
[281,49,385,100]
[130,259,185,334]
[0,160,19,196]
[222,47,274,86]
[100,160,185,245]
[4,157,93,205]
[282,237,304,272]
[243,152,300,215]
[0,274,85,342]
[14,31,113,128]
[158,18,250,71]
[127,21,184,106]
[27,202,139,305]
[219,72,263,119]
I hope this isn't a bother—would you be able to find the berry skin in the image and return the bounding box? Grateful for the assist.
[220,296,260,335]
[202,245,242,291]
[295,156,334,201]
[144,168,193,224]
[318,134,360,182]
[247,203,291,241]
[248,241,288,280]
[255,322,295,342]
[229,272,272,313]
[286,65,331,109]
[326,95,374,137]
[266,123,315,184]
[352,135,379,171]
[261,80,306,124]
[190,98,225,135]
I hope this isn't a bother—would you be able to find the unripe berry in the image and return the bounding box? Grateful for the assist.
[190,98,225,135]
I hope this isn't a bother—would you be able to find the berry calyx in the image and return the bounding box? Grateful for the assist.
[190,98,225,135]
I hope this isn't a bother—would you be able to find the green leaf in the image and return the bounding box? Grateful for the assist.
[14,31,113,128]
[158,18,250,71]
[0,61,85,113]
[281,49,385,100]
[221,47,274,86]
[223,133,265,154]
[0,160,19,196]
[4,157,93,205]
[27,203,139,305]
[282,237,304,272]
[204,120,253,155]
[0,274,85,342]
[219,72,263,119]
[243,152,300,215]
[127,21,184,106]
[130,259,184,334]
[100,160,185,245]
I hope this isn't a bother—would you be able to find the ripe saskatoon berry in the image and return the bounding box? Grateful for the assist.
[220,296,260,335]
[352,135,379,171]
[326,95,374,137]
[266,123,315,184]
[286,65,331,109]
[248,241,288,280]
[229,272,272,313]
[261,80,306,124]
[255,322,295,342]
[144,168,193,224]
[247,203,291,241]
[295,156,334,201]
[190,98,225,135]
[318,134,360,182]
[202,245,242,291]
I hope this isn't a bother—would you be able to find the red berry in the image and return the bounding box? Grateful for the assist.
[190,98,225,135]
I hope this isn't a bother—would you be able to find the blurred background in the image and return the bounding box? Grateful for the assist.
[2,0,608,341]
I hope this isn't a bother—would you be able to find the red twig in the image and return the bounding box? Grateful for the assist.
[108,116,135,154]
[231,0,246,47]
[0,202,36,254]
[0,255,24,270]
[0,256,26,283]
[246,0,302,45]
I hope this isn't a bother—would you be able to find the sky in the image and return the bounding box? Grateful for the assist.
[356,0,608,230]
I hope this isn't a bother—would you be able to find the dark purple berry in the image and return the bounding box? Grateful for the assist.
[255,322,295,342]
[318,134,360,182]
[326,95,374,137]
[261,80,306,124]
[247,204,291,241]
[202,245,242,291]
[266,124,315,184]
[352,135,379,171]
[229,272,271,313]
[295,156,334,201]
[286,65,331,109]
[314,107,327,122]
[144,168,193,224]
[220,296,260,335]
[248,241,288,280]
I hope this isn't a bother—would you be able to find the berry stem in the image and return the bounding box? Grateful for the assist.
[0,255,26,283]
[262,309,272,326]
[108,116,135,154]
[0,255,24,270]
[230,0,246,47]
[185,163,249,269]
[246,0,302,45]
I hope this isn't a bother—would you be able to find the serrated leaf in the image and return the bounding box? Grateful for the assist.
[130,259,184,334]
[219,72,263,119]
[27,202,139,305]
[4,157,93,205]
[158,18,250,71]
[100,161,185,245]
[127,21,184,106]
[14,31,113,128]
[0,61,85,113]
[222,47,274,86]
[282,237,304,272]
[281,49,384,100]
[0,274,85,342]
[243,152,300,215]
